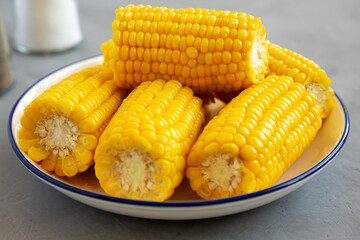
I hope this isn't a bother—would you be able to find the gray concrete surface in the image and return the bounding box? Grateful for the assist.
[0,0,359,239]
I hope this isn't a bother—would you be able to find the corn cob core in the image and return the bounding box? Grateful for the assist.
[186,75,322,200]
[107,4,269,94]
[35,115,79,158]
[94,79,205,201]
[266,40,334,118]
[18,65,125,177]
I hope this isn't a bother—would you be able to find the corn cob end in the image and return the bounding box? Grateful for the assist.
[304,72,335,119]
[95,141,171,201]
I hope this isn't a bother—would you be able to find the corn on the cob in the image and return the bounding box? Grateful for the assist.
[94,79,205,201]
[186,75,322,200]
[19,65,125,177]
[105,4,269,93]
[266,40,334,118]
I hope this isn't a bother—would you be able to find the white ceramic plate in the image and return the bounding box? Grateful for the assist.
[8,56,349,220]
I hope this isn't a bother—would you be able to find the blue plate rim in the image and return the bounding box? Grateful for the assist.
[8,56,350,207]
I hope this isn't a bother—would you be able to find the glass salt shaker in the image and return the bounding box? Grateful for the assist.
[13,0,82,54]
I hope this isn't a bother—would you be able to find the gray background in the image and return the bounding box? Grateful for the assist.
[0,0,359,239]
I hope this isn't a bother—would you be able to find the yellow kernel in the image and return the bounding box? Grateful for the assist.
[246,160,261,175]
[213,52,222,64]
[150,48,157,61]
[175,64,182,76]
[129,31,137,47]
[120,45,129,60]
[228,63,238,73]
[134,135,152,152]
[19,138,39,152]
[205,52,213,65]
[190,68,198,78]
[191,141,207,159]
[197,53,205,64]
[219,64,227,74]
[238,167,256,193]
[158,48,166,62]
[199,25,207,37]
[149,142,165,159]
[182,66,190,78]
[211,65,219,75]
[240,144,257,160]
[172,35,181,49]
[204,142,221,155]
[194,37,202,49]
[168,63,175,75]
[125,60,134,73]
[188,59,197,68]
[186,35,195,46]
[122,31,129,45]
[216,132,233,144]
[204,132,218,144]
[164,21,172,34]
[151,33,159,48]
[178,23,186,35]
[222,126,237,134]
[137,47,144,60]
[208,39,216,51]
[215,38,224,51]
[141,62,151,73]
[172,50,181,63]
[155,159,176,177]
[221,143,239,157]
[200,38,209,53]
[229,28,237,39]
[228,18,238,28]
[165,49,172,63]
[28,147,49,162]
[191,23,200,36]
[127,20,135,31]
[112,19,120,31]
[178,36,186,50]
[151,62,159,73]
[222,51,232,63]
[224,38,233,51]
[226,73,236,83]
[197,65,205,77]
[189,175,205,191]
[247,136,264,152]
[220,26,230,38]
[180,52,189,65]
[243,40,252,52]
[233,39,242,51]
[113,31,121,45]
[237,125,251,137]
[231,51,242,63]
[237,29,247,41]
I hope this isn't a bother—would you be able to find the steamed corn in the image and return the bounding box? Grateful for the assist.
[186,75,323,199]
[103,4,269,93]
[19,65,125,177]
[94,79,205,201]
